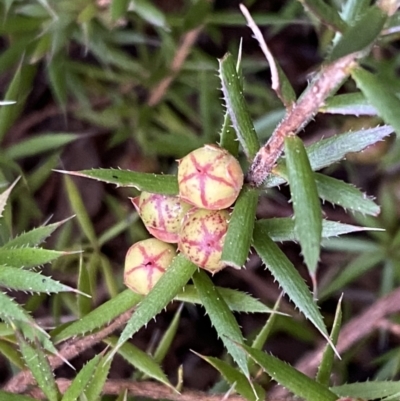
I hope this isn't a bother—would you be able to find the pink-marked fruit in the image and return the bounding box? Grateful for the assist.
[177,144,244,210]
[178,208,229,273]
[132,192,191,243]
[124,238,176,295]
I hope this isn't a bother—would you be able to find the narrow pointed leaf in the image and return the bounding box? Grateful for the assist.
[253,232,330,343]
[105,336,172,388]
[239,343,338,401]
[320,92,377,115]
[352,67,400,136]
[5,134,78,160]
[301,0,347,32]
[64,176,98,248]
[195,352,265,401]
[219,53,260,160]
[109,255,196,361]
[175,285,278,314]
[219,111,239,157]
[54,289,142,343]
[153,304,182,364]
[315,173,380,215]
[18,336,60,401]
[1,217,72,249]
[0,248,65,268]
[84,353,112,401]
[221,187,258,268]
[329,6,386,61]
[61,355,101,401]
[285,136,322,275]
[316,296,342,385]
[56,169,179,194]
[0,265,84,295]
[331,381,400,400]
[77,257,92,317]
[0,177,19,218]
[192,269,249,378]
[111,0,130,20]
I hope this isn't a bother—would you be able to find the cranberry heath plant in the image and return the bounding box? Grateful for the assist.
[2,1,400,401]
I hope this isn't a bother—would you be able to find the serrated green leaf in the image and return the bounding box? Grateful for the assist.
[285,136,322,275]
[253,231,331,346]
[316,296,342,386]
[57,169,179,194]
[1,217,72,249]
[64,175,98,248]
[0,265,84,295]
[5,134,78,160]
[319,251,384,299]
[61,355,101,401]
[267,125,394,187]
[352,67,400,136]
[18,336,60,401]
[111,0,130,20]
[175,284,278,314]
[105,336,172,388]
[0,391,37,401]
[219,53,260,160]
[331,381,400,400]
[219,111,239,157]
[315,173,380,215]
[320,92,376,115]
[108,255,196,361]
[84,352,112,401]
[153,303,182,365]
[54,289,142,343]
[255,217,378,243]
[329,6,386,61]
[221,187,257,268]
[301,0,347,32]
[0,177,19,218]
[195,352,264,401]
[239,343,337,401]
[192,269,249,378]
[0,63,37,142]
[0,248,65,268]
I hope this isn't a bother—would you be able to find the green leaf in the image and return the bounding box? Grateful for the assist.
[219,53,260,160]
[64,175,98,249]
[219,111,239,157]
[0,391,38,401]
[331,381,400,400]
[340,0,370,24]
[300,0,347,32]
[0,63,37,142]
[108,255,196,361]
[175,285,278,314]
[192,269,249,378]
[84,353,112,401]
[0,177,19,218]
[316,296,342,385]
[5,134,78,160]
[329,6,387,61]
[48,56,68,111]
[57,169,179,194]
[285,136,322,276]
[18,336,60,401]
[253,232,331,346]
[319,251,384,299]
[77,256,92,317]
[133,0,168,29]
[315,173,380,216]
[111,0,130,20]
[61,355,101,401]
[105,336,172,388]
[1,217,72,249]
[221,187,258,268]
[194,352,264,401]
[153,303,182,365]
[0,248,65,268]
[352,67,400,136]
[266,125,394,187]
[239,344,338,401]
[54,289,142,343]
[320,92,376,115]
[0,265,84,295]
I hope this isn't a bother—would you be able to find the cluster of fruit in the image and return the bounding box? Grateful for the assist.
[123,144,244,295]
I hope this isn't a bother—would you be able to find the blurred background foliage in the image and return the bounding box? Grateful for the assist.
[1,0,400,397]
